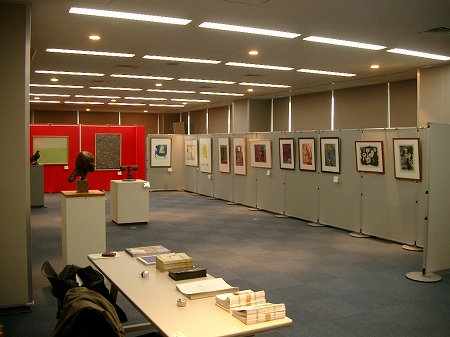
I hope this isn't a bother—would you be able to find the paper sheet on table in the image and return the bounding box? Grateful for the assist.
[176,278,238,299]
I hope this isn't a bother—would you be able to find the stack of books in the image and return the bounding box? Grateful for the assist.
[215,290,266,312]
[156,252,193,272]
[232,303,286,325]
[125,245,171,258]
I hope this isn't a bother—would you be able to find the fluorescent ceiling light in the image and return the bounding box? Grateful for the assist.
[178,78,235,84]
[143,55,221,64]
[108,102,146,106]
[35,70,104,76]
[171,98,211,103]
[147,89,196,94]
[64,101,104,105]
[90,86,142,91]
[111,74,174,81]
[199,22,300,39]
[69,7,191,25]
[30,84,84,89]
[30,93,70,97]
[46,48,135,58]
[304,36,386,50]
[75,95,121,99]
[29,100,60,103]
[297,69,356,77]
[387,48,450,61]
[239,82,291,88]
[199,91,245,96]
[226,62,293,71]
[124,96,167,101]
[148,103,185,107]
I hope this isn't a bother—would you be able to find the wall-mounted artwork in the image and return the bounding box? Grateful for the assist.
[279,138,295,170]
[233,137,247,175]
[150,138,172,167]
[185,139,198,167]
[33,136,68,165]
[393,138,421,180]
[250,139,272,169]
[355,141,385,173]
[199,137,212,173]
[320,137,340,173]
[298,138,316,171]
[95,133,121,170]
[218,137,230,173]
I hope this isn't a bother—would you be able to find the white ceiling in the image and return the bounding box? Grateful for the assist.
[21,0,450,114]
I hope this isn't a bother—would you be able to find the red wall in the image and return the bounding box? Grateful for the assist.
[30,124,146,192]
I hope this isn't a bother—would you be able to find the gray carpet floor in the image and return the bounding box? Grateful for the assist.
[1,190,450,336]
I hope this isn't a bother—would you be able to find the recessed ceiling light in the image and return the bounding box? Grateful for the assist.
[199,91,245,96]
[69,7,191,25]
[387,48,450,61]
[249,50,259,56]
[247,88,254,92]
[108,102,146,106]
[89,35,100,40]
[34,97,40,100]
[124,96,167,101]
[178,78,235,84]
[46,48,135,58]
[147,89,196,94]
[304,36,386,50]
[239,82,291,88]
[30,93,70,97]
[51,78,59,82]
[199,22,300,38]
[297,69,356,77]
[226,62,293,71]
[29,100,60,103]
[171,98,211,103]
[75,95,121,99]
[111,74,173,80]
[90,86,142,91]
[370,65,380,69]
[36,70,104,76]
[148,103,185,107]
[155,83,163,87]
[86,108,90,111]
[64,101,104,105]
[30,84,84,89]
[143,55,221,64]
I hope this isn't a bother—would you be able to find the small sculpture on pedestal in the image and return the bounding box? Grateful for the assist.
[30,150,40,165]
[68,151,95,193]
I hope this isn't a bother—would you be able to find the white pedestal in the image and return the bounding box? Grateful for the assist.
[61,190,106,266]
[30,164,44,207]
[110,179,149,224]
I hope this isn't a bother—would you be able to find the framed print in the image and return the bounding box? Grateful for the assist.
[393,138,421,180]
[95,133,121,170]
[355,141,385,173]
[185,139,198,167]
[233,137,247,175]
[32,136,68,165]
[150,138,171,167]
[320,137,340,173]
[218,137,230,173]
[279,138,295,170]
[250,139,272,169]
[298,138,316,171]
[199,137,212,173]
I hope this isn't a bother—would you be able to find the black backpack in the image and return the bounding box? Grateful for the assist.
[41,261,127,323]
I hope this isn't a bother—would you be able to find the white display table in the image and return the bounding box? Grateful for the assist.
[110,179,149,224]
[61,190,106,266]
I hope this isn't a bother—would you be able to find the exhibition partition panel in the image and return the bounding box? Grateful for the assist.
[232,133,257,207]
[284,131,319,222]
[183,134,199,193]
[197,135,214,197]
[252,132,285,214]
[212,134,233,201]
[318,129,361,233]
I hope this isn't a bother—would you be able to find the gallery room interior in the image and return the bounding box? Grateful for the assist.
[1,0,450,336]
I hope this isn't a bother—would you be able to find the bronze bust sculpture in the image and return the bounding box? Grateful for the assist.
[68,151,95,182]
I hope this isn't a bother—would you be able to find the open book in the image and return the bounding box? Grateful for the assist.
[176,278,238,300]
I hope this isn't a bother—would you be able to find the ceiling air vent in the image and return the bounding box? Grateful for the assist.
[113,64,139,70]
[244,74,264,77]
[419,27,450,35]
[89,80,109,84]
